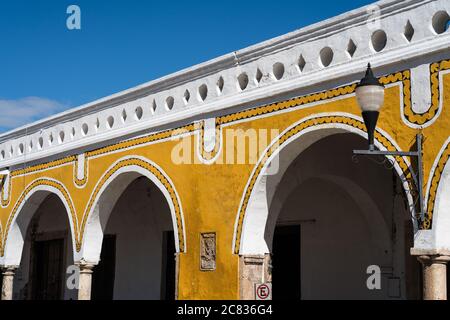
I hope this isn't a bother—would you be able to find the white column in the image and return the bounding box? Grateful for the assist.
[417,255,450,300]
[1,266,17,300]
[77,263,95,300]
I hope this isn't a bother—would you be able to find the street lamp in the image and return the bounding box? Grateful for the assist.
[353,63,425,223]
[355,64,385,151]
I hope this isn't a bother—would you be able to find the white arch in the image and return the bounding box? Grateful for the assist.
[431,158,450,251]
[235,113,416,255]
[77,155,186,264]
[2,180,78,266]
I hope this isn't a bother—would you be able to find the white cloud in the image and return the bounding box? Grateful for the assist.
[0,97,69,132]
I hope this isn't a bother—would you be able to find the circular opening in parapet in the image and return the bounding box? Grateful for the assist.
[0,150,4,160]
[238,73,249,91]
[29,140,33,151]
[121,109,127,122]
[38,137,44,149]
[272,62,285,80]
[371,30,387,52]
[432,11,450,34]
[107,116,114,128]
[198,84,208,102]
[319,47,334,67]
[135,106,143,120]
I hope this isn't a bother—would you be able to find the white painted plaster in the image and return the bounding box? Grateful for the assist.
[203,118,216,153]
[430,159,450,251]
[76,154,85,181]
[410,64,432,114]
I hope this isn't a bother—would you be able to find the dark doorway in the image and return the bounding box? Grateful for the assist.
[272,225,301,300]
[31,239,65,300]
[92,235,116,300]
[161,231,176,300]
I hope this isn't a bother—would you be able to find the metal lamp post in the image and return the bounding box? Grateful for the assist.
[353,64,425,222]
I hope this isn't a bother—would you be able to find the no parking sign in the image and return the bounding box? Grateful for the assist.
[255,283,272,300]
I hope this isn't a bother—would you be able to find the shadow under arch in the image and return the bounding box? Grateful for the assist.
[77,156,186,264]
[1,178,78,266]
[233,113,417,255]
[263,174,392,257]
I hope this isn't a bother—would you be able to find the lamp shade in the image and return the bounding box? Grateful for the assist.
[355,64,385,112]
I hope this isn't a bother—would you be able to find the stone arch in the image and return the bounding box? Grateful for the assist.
[77,156,185,264]
[1,178,78,266]
[233,113,416,255]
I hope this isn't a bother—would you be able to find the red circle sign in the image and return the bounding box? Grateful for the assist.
[256,284,270,300]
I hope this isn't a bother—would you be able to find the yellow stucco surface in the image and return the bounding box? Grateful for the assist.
[1,61,450,299]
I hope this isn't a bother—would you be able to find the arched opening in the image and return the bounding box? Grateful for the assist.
[80,159,183,300]
[237,127,421,300]
[11,192,76,300]
[90,176,176,300]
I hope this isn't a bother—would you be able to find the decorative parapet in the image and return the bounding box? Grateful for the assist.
[0,0,449,169]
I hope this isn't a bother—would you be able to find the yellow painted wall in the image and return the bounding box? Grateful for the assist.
[1,60,450,299]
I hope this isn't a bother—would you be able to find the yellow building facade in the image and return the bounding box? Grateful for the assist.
[1,0,450,300]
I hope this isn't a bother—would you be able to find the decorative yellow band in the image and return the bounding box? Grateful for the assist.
[1,178,78,256]
[78,157,185,253]
[233,115,413,254]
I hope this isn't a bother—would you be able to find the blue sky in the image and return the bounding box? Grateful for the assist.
[0,0,375,132]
